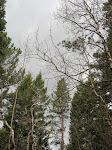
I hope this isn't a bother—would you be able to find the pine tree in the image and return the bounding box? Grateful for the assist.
[67,79,112,150]
[0,1,21,149]
[0,0,6,32]
[32,72,50,150]
[3,72,50,150]
[51,78,70,150]
[89,0,112,129]
[0,0,21,108]
[91,0,112,102]
[13,73,33,149]
[0,73,33,149]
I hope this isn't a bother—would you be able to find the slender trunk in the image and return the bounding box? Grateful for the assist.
[5,121,15,150]
[61,107,64,150]
[27,130,31,150]
[90,133,93,150]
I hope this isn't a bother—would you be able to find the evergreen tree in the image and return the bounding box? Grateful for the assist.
[51,78,70,150]
[3,72,50,150]
[0,0,21,108]
[0,0,6,32]
[67,80,112,150]
[32,72,50,150]
[89,0,112,129]
[13,73,33,149]
[92,0,112,106]
[0,1,21,149]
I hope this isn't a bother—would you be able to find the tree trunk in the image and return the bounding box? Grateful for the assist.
[61,107,64,150]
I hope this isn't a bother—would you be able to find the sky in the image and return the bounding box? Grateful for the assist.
[6,0,65,47]
[5,1,69,149]
[5,0,67,83]
[5,0,67,88]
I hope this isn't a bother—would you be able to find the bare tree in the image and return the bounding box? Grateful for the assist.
[28,1,109,85]
[29,0,112,129]
[56,0,112,68]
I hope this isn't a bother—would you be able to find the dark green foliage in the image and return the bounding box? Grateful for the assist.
[0,1,22,149]
[32,72,50,150]
[4,73,33,149]
[33,72,49,108]
[58,37,85,53]
[4,72,50,150]
[52,78,70,115]
[0,127,9,150]
[0,0,6,32]
[92,0,112,104]
[103,0,112,29]
[0,0,21,107]
[67,80,112,150]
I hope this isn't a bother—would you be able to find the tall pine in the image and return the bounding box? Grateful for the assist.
[67,79,112,150]
[0,0,21,108]
[52,78,70,150]
[32,72,50,150]
[0,1,21,149]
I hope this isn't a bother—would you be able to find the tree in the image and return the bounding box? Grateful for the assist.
[92,0,112,104]
[3,72,50,150]
[0,0,21,109]
[0,0,21,149]
[57,0,112,66]
[13,73,33,150]
[60,1,112,149]
[67,79,112,150]
[51,78,70,150]
[0,0,6,32]
[0,73,33,150]
[32,0,112,93]
[33,0,112,128]
[32,72,50,150]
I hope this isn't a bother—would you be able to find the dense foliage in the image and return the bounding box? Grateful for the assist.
[67,80,112,150]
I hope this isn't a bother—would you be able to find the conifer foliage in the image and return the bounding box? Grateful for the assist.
[51,78,70,150]
[0,0,21,107]
[67,80,112,150]
[3,73,50,150]
[0,1,21,149]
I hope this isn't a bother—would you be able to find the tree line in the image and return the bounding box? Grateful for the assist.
[0,0,112,150]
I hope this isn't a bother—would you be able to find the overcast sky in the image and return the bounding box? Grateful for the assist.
[5,0,67,77]
[6,0,65,46]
